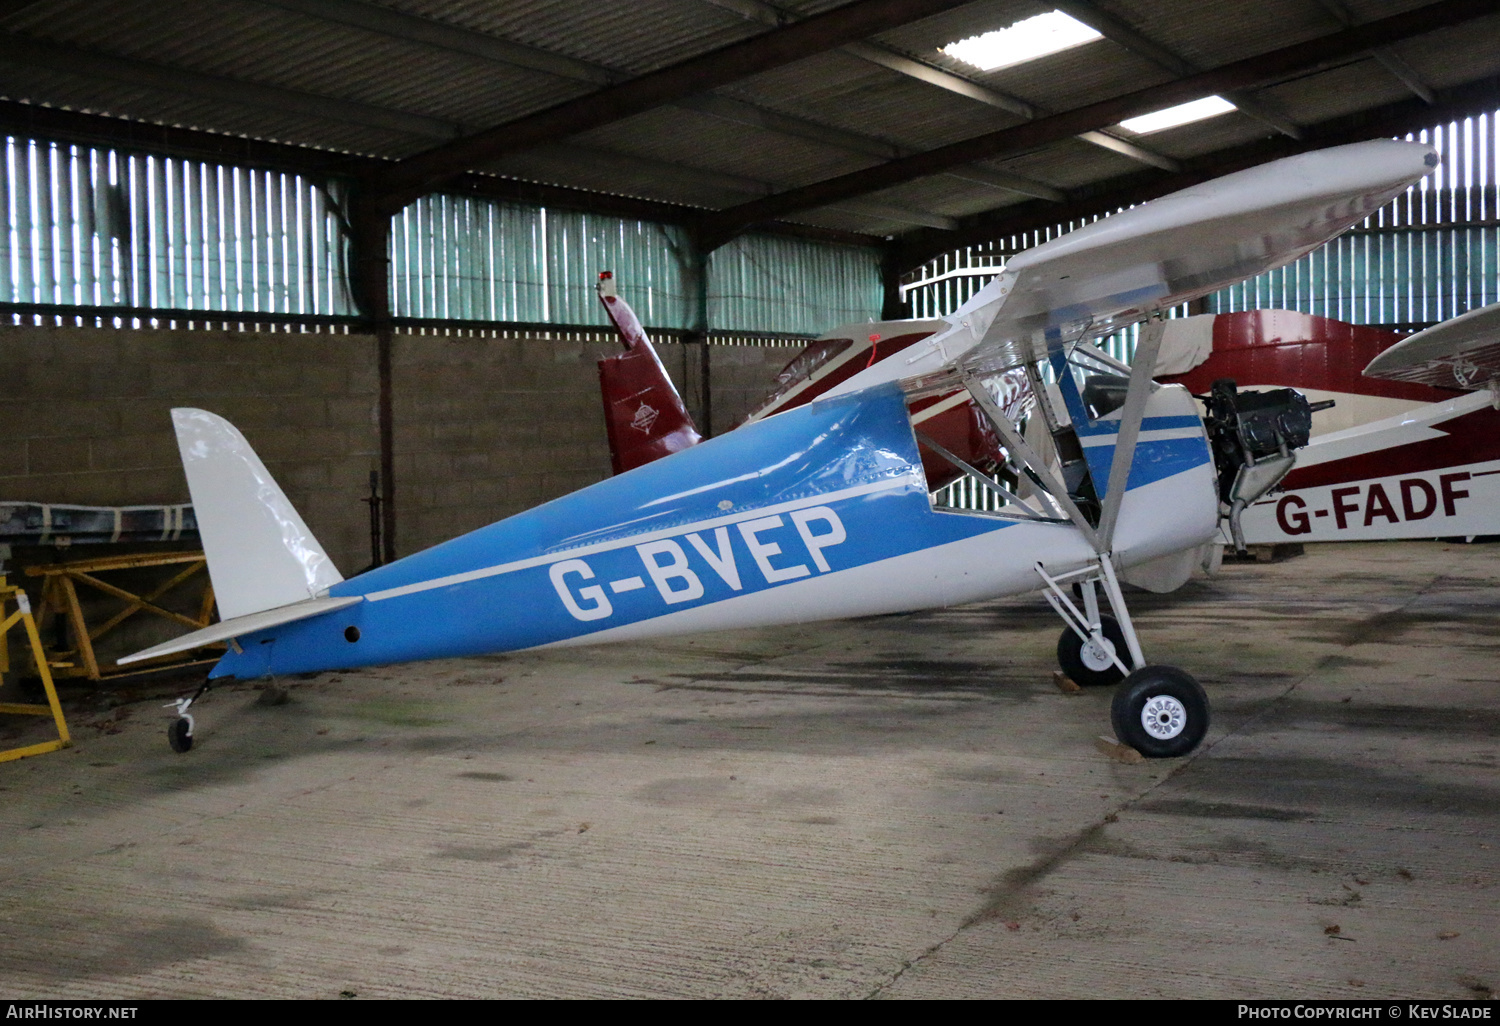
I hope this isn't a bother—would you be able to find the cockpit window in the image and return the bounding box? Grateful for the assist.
[745,337,853,419]
[1064,345,1131,421]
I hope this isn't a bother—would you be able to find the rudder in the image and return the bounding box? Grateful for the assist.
[172,408,344,620]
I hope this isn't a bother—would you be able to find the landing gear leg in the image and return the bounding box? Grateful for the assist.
[1037,557,1138,683]
[164,677,212,754]
[1037,556,1209,757]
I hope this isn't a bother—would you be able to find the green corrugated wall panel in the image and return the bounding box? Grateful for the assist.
[4,134,887,333]
[708,233,881,336]
[390,194,549,322]
[0,135,353,316]
[388,196,879,335]
[541,208,689,328]
[1204,222,1500,325]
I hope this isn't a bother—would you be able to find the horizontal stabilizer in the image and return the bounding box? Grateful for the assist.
[1364,301,1500,390]
[117,595,362,666]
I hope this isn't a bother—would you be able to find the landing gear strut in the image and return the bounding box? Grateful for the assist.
[1056,613,1127,687]
[1037,555,1209,758]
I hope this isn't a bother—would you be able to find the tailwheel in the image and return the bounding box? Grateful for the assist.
[1056,614,1128,686]
[1110,665,1209,758]
[163,677,211,754]
[167,717,193,754]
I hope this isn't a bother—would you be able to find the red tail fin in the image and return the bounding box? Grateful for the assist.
[596,272,703,475]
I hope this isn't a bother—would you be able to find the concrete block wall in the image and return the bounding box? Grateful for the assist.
[390,334,789,555]
[702,342,799,430]
[1,323,793,571]
[390,332,622,556]
[0,323,381,573]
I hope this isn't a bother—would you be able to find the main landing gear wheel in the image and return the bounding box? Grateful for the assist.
[1057,615,1128,686]
[1110,665,1209,758]
[167,717,193,754]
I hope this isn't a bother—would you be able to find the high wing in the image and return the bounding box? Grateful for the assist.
[1364,299,1500,389]
[825,140,1439,401]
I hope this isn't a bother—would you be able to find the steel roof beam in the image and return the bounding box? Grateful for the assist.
[243,0,1065,206]
[1054,0,1303,139]
[245,0,1059,195]
[1308,0,1436,103]
[892,70,1500,271]
[1074,130,1179,171]
[0,30,944,228]
[702,0,1497,236]
[705,0,1179,171]
[514,142,958,230]
[371,0,979,201]
[0,98,884,248]
[838,40,1035,118]
[841,42,1181,170]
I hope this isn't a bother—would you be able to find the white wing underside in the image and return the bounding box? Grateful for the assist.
[825,140,1438,400]
[1364,300,1500,389]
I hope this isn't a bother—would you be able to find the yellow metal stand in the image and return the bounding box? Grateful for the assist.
[0,577,72,763]
[24,551,219,681]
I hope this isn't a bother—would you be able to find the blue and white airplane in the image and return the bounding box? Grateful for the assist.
[123,139,1438,759]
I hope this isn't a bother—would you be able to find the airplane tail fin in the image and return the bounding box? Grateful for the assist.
[596,271,702,474]
[169,408,344,621]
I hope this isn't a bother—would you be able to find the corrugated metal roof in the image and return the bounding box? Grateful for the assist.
[1398,23,1500,90]
[2,0,1498,248]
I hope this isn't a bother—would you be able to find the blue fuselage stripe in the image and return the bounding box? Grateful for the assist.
[206,383,1213,679]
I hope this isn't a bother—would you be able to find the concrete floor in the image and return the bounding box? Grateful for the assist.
[0,541,1495,999]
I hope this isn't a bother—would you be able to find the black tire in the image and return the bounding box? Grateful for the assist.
[1057,615,1128,686]
[168,717,193,754]
[1110,665,1209,758]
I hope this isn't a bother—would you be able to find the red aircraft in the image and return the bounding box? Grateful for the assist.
[1155,306,1500,544]
[595,271,1031,496]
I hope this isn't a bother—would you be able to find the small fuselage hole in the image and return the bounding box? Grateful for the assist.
[344,626,361,643]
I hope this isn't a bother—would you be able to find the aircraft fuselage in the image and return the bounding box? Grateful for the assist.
[208,382,1217,679]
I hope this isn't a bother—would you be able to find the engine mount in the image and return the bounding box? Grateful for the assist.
[1201,378,1330,552]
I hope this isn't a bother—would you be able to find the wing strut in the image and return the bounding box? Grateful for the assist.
[962,373,1101,551]
[1095,316,1165,549]
[914,430,1055,520]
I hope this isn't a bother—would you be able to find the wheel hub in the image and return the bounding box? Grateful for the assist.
[1140,694,1187,740]
[1081,632,1116,672]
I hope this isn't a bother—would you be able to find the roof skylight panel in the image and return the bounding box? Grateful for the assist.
[1119,95,1238,134]
[939,10,1102,73]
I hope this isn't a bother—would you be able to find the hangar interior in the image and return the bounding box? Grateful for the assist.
[0,0,1498,1001]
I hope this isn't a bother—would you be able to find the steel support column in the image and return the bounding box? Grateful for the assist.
[348,182,398,565]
